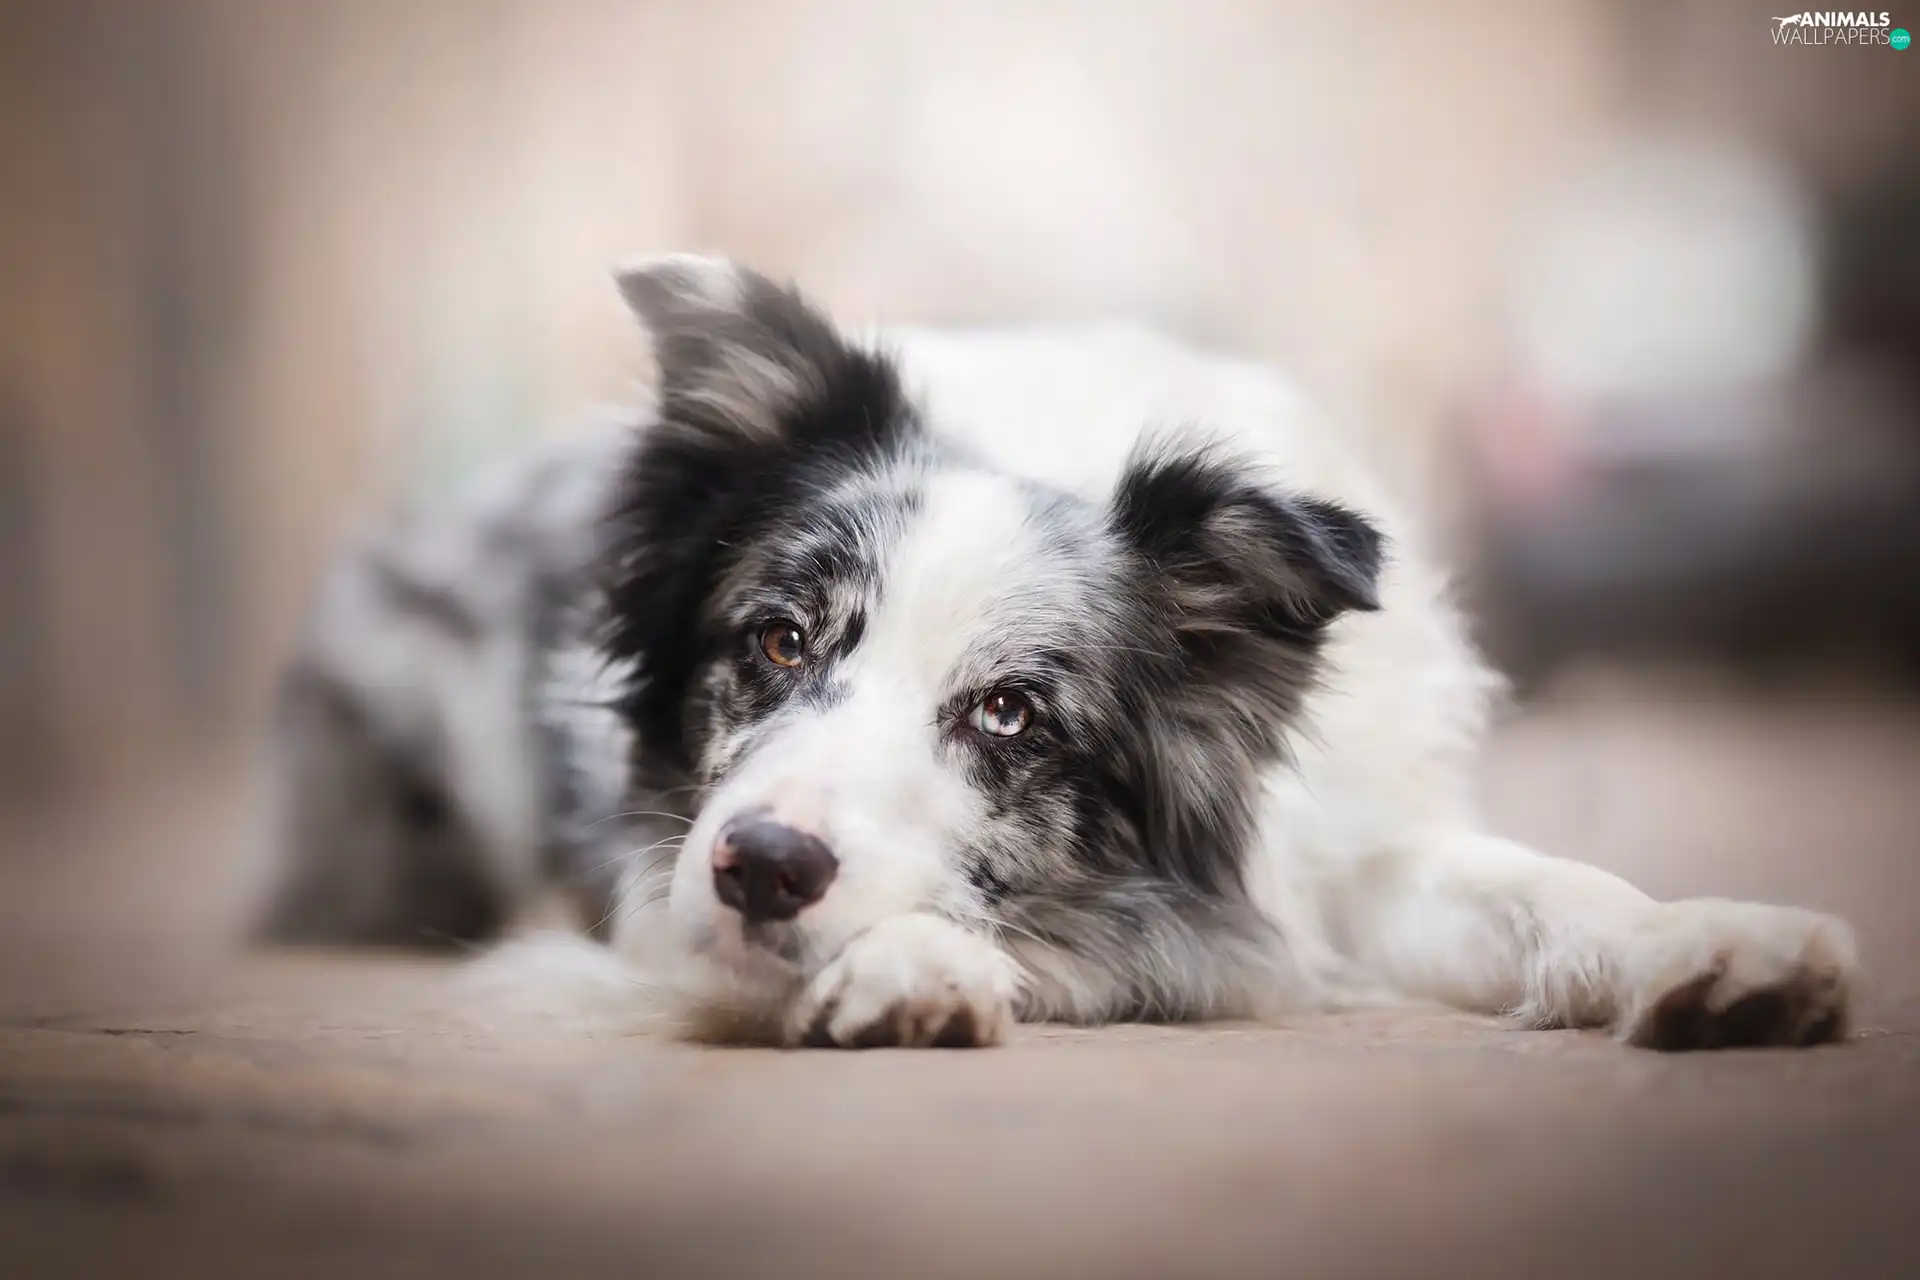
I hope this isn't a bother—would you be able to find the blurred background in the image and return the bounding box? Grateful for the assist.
[2,0,1918,963]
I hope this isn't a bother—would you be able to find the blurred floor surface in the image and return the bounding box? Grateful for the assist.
[2,671,1918,1278]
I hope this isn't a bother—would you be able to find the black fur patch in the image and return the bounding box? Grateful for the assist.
[600,264,920,775]
[1110,443,1384,629]
[1068,445,1385,897]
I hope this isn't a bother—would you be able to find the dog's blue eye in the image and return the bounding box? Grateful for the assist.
[970,690,1032,738]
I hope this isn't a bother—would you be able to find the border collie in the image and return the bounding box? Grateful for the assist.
[263,255,1859,1051]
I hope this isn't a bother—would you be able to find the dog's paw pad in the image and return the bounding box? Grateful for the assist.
[1621,901,1858,1051]
[788,915,1019,1049]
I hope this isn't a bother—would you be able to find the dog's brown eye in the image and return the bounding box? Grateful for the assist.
[759,621,805,669]
[970,689,1033,738]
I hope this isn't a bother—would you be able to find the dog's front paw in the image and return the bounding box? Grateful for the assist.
[787,915,1021,1048]
[1619,900,1858,1050]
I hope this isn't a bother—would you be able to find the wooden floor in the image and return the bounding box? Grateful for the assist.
[4,671,1918,1278]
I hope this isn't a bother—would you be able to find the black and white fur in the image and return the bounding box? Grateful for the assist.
[262,256,1860,1051]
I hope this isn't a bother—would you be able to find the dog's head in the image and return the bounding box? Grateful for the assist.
[600,257,1383,1020]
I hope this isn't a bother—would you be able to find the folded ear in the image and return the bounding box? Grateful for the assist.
[1109,443,1385,642]
[614,254,900,452]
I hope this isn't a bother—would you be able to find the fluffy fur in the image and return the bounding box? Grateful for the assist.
[262,255,1860,1052]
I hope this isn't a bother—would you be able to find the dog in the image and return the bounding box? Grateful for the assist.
[261,255,1860,1051]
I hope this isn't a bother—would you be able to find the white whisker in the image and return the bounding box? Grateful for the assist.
[587,809,696,830]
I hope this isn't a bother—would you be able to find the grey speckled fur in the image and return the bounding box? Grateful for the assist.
[259,425,640,946]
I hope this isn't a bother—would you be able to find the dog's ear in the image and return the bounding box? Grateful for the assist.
[1108,443,1385,642]
[614,254,902,455]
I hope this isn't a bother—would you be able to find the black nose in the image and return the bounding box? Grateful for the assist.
[712,817,838,924]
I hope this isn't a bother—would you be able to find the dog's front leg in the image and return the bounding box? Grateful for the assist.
[1337,833,1859,1049]
[785,914,1022,1048]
